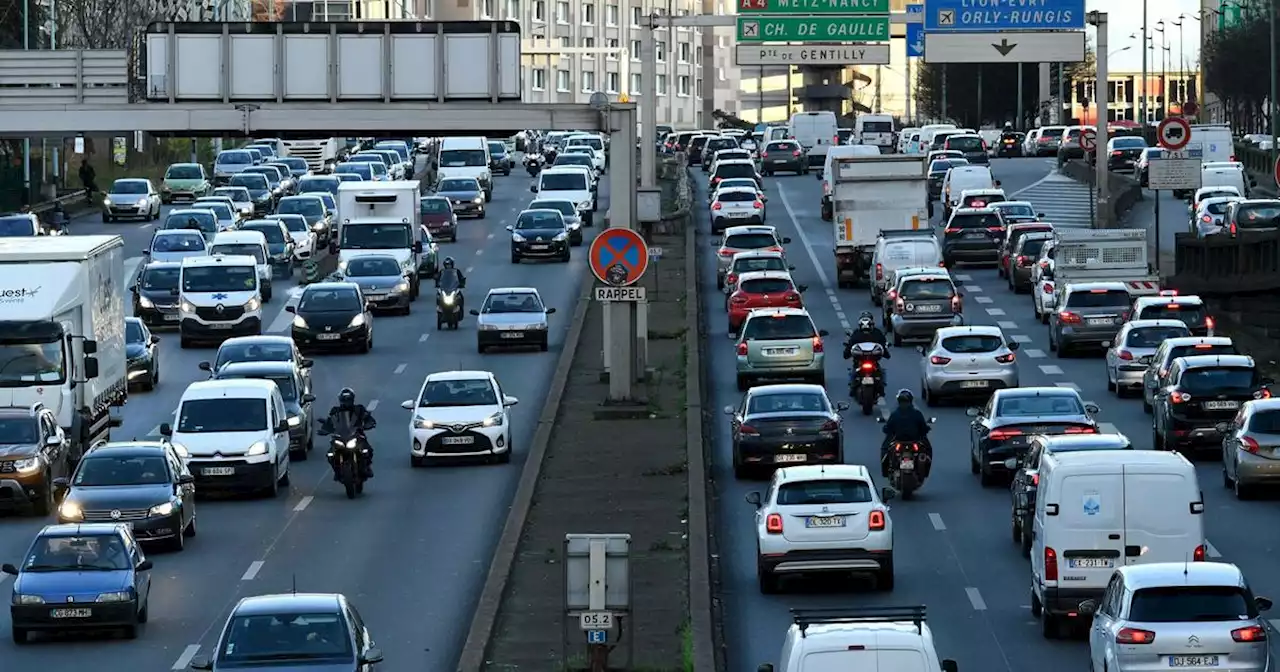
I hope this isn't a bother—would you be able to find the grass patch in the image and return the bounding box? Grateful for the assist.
[680,619,694,672]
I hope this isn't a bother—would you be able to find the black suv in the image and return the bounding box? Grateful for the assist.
[1152,354,1273,453]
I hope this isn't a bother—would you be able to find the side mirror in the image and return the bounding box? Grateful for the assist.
[1007,341,1020,350]
[529,184,538,193]
[150,335,160,344]
[136,559,153,571]
[189,655,214,670]
[83,340,97,355]
[300,358,314,368]
[360,648,384,664]
[797,284,808,293]
[52,476,69,492]
[130,285,139,294]
[84,357,99,379]
[781,237,792,244]
[788,265,796,271]
[159,423,173,437]
[745,491,762,507]
[966,407,980,418]
[815,172,823,180]
[505,225,513,231]
[723,405,735,415]
[1084,403,1101,414]
[1003,458,1019,470]
[941,661,959,672]
[881,486,896,501]
[284,305,296,313]
[469,309,480,315]
[1215,422,1231,434]
[818,329,829,336]
[141,250,150,255]
[302,394,316,403]
[276,421,290,433]
[835,401,850,412]
[45,435,62,447]
[178,474,195,484]
[546,307,557,314]
[1038,212,1046,218]
[400,400,415,410]
[915,345,926,355]
[1,563,17,576]
[994,180,1002,187]
[503,395,519,406]
[413,241,423,253]
[1078,599,1098,616]
[198,361,212,372]
[1256,596,1273,612]
[875,414,885,423]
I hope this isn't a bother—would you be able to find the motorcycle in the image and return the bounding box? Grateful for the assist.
[316,412,373,499]
[847,341,888,415]
[435,274,465,330]
[997,137,1022,158]
[875,415,935,499]
[524,153,543,176]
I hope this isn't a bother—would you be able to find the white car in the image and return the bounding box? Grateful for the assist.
[473,287,556,353]
[918,325,1020,406]
[746,464,895,594]
[1031,238,1057,323]
[269,213,317,260]
[709,148,754,175]
[722,250,793,299]
[193,199,240,231]
[401,370,519,466]
[565,133,607,173]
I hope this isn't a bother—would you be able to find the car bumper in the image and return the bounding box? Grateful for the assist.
[292,326,370,349]
[1113,366,1147,389]
[1010,265,1036,286]
[11,601,139,630]
[479,329,548,347]
[925,370,1018,395]
[761,158,804,172]
[451,202,485,217]
[136,306,182,329]
[163,189,204,202]
[127,360,154,382]
[978,440,1023,474]
[713,214,763,229]
[758,548,892,575]
[736,438,842,467]
[1041,586,1103,618]
[426,224,458,239]
[890,313,964,337]
[1164,418,1227,448]
[1058,326,1121,349]
[944,244,1000,262]
[122,512,184,541]
[188,458,276,491]
[364,292,411,311]
[180,317,262,341]
[512,241,569,258]
[1236,451,1280,484]
[412,428,508,459]
[106,204,151,219]
[736,357,824,378]
[0,476,47,506]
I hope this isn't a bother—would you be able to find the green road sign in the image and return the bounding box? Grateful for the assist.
[737,0,890,14]
[735,15,890,42]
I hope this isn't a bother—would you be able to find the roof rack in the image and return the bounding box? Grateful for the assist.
[878,230,933,239]
[792,606,927,636]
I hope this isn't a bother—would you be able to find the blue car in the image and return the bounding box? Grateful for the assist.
[4,523,153,643]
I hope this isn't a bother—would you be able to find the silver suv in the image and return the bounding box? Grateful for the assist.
[735,307,828,390]
[710,187,765,232]
[888,273,964,346]
[1048,282,1132,356]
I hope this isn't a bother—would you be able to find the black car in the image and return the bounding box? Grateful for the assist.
[228,173,275,214]
[131,261,183,329]
[341,254,412,314]
[943,133,989,165]
[434,177,485,218]
[1107,136,1148,171]
[1152,354,1272,452]
[942,207,1004,266]
[509,209,571,263]
[287,282,374,353]
[488,141,513,175]
[760,141,807,175]
[967,387,1101,486]
[125,318,160,391]
[687,135,713,165]
[243,166,286,197]
[275,156,310,179]
[928,159,969,201]
[201,335,312,382]
[213,361,316,459]
[239,220,295,278]
[725,384,848,479]
[54,441,196,550]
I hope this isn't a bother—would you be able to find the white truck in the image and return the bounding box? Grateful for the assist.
[0,235,127,460]
[831,155,929,287]
[282,138,345,173]
[1051,229,1160,296]
[334,181,426,300]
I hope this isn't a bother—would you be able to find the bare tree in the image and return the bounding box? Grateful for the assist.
[54,0,224,49]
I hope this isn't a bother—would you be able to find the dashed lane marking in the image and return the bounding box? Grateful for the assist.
[366,399,379,411]
[465,266,475,274]
[965,285,983,293]
[985,308,1006,316]
[1010,334,1032,343]
[928,513,946,531]
[1024,348,1046,358]
[486,232,495,239]
[241,561,265,581]
[1039,365,1064,375]
[997,321,1018,330]
[475,248,484,256]
[394,363,407,375]
[965,587,988,611]
[1206,541,1222,558]
[777,184,850,331]
[419,333,430,342]
[172,645,202,670]
[975,296,993,304]
[955,274,972,281]
[293,496,313,512]
[1055,382,1081,391]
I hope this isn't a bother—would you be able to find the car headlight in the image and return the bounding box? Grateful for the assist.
[482,412,504,427]
[246,441,268,456]
[14,594,45,605]
[337,260,349,271]
[413,416,435,430]
[349,314,365,328]
[292,315,308,329]
[287,415,301,427]
[577,201,592,211]
[149,501,175,517]
[341,438,358,449]
[138,295,154,308]
[511,233,526,242]
[11,457,39,474]
[553,232,568,241]
[530,322,549,331]
[395,281,409,293]
[103,198,112,206]
[58,501,83,520]
[473,196,483,204]
[244,297,261,312]
[568,221,581,231]
[312,222,325,231]
[96,591,131,603]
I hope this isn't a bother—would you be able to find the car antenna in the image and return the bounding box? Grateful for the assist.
[292,574,297,595]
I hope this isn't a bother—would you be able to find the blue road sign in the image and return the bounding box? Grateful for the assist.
[924,0,1085,32]
[906,4,924,57]
[587,630,608,644]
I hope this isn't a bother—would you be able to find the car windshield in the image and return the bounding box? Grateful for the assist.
[0,216,35,236]
[733,257,787,273]
[541,173,588,191]
[177,398,267,432]
[717,191,758,203]
[516,211,563,229]
[219,373,297,401]
[74,454,170,486]
[572,136,603,150]
[941,335,1002,353]
[152,233,205,252]
[140,266,180,291]
[440,149,487,167]
[948,213,1001,229]
[900,278,955,299]
[1179,367,1256,392]
[742,314,815,340]
[336,164,373,179]
[209,244,266,264]
[417,378,498,407]
[420,198,451,214]
[246,168,280,183]
[488,142,506,155]
[215,342,292,368]
[1019,239,1048,257]
[200,203,233,220]
[707,139,738,152]
[278,198,323,220]
[244,225,285,244]
[995,203,1037,219]
[1128,586,1256,622]
[725,233,777,249]
[482,292,544,313]
[739,278,792,294]
[345,257,400,277]
[1113,137,1146,149]
[1169,344,1237,361]
[718,179,756,191]
[929,160,963,173]
[531,201,575,217]
[230,174,268,190]
[996,394,1084,416]
[217,152,251,165]
[1249,410,1280,433]
[112,180,149,194]
[164,212,217,234]
[747,392,828,414]
[1200,190,1238,202]
[715,164,756,180]
[183,265,258,292]
[767,142,798,152]
[946,136,983,151]
[281,158,308,173]
[1205,201,1234,215]
[777,479,872,506]
[1065,289,1131,308]
[297,177,340,195]
[1126,326,1191,347]
[218,612,353,663]
[125,321,145,344]
[440,179,478,192]
[1235,203,1280,229]
[24,535,130,571]
[0,418,37,444]
[300,288,362,312]
[1137,304,1209,326]
[215,188,251,202]
[341,223,411,249]
[274,215,308,232]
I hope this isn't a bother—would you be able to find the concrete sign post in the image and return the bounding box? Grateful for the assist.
[564,534,632,671]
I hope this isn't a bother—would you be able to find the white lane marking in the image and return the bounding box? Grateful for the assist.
[394,363,407,375]
[147,424,163,437]
[419,333,430,342]
[955,274,972,281]
[123,256,145,287]
[997,320,1018,329]
[1055,382,1081,391]
[777,184,850,330]
[1098,422,1120,434]
[287,285,306,298]
[986,308,1006,316]
[465,266,475,274]
[928,513,946,531]
[241,561,265,581]
[475,249,484,256]
[975,296,993,304]
[965,285,983,293]
[1009,171,1060,198]
[293,496,314,512]
[1024,348,1046,358]
[1039,365,1064,375]
[966,587,988,611]
[172,644,202,670]
[367,399,379,411]
[486,232,495,239]
[1010,334,1032,343]
[1206,541,1222,558]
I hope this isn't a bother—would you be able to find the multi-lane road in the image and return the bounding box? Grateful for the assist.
[702,157,1280,671]
[0,169,607,670]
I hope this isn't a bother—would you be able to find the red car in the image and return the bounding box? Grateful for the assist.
[727,271,806,334]
[998,222,1053,277]
[419,196,458,242]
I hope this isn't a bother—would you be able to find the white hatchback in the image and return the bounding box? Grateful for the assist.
[401,370,519,466]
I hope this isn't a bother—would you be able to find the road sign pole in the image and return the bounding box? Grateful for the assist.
[640,18,656,190]
[1016,63,1023,130]
[1091,11,1111,227]
[607,105,637,401]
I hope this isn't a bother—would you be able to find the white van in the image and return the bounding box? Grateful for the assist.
[788,111,840,169]
[916,123,957,154]
[871,235,945,304]
[438,137,494,201]
[761,607,958,672]
[532,167,596,226]
[565,133,607,173]
[820,145,883,220]
[1030,450,1206,637]
[162,378,291,496]
[941,165,1000,218]
[1188,124,1235,163]
[898,127,920,154]
[1200,162,1253,197]
[855,113,896,152]
[177,254,264,347]
[209,230,274,301]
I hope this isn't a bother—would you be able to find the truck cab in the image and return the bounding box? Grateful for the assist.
[334,181,424,300]
[178,255,264,348]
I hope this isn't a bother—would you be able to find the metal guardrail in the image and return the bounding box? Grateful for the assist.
[0,50,130,105]
[1172,230,1280,294]
[29,191,88,214]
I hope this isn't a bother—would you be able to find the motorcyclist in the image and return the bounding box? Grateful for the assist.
[320,388,376,478]
[881,389,932,477]
[842,311,889,359]
[436,257,466,310]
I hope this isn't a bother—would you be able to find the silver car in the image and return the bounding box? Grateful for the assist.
[103,178,162,223]
[1048,282,1132,355]
[919,325,1019,405]
[193,196,241,229]
[1191,196,1241,237]
[213,186,256,218]
[1220,398,1280,497]
[145,229,209,264]
[1104,319,1191,397]
[711,187,766,231]
[472,287,556,353]
[888,272,965,345]
[715,226,789,289]
[1085,562,1272,672]
[341,254,411,314]
[734,307,828,390]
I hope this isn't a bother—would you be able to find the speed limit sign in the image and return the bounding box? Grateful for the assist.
[1080,129,1097,151]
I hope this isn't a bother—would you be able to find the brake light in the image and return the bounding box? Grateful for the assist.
[1044,547,1058,581]
[1257,388,1272,400]
[868,510,886,530]
[793,149,801,157]
[972,200,987,207]
[1202,215,1213,223]
[1016,255,1028,266]
[1194,544,1207,561]
[1117,350,1133,360]
[736,342,748,356]
[1111,150,1122,156]
[938,261,946,267]
[761,151,768,158]
[1205,316,1215,329]
[739,424,759,436]
[1116,627,1155,644]
[753,200,764,209]
[875,263,884,281]
[784,293,801,303]
[819,420,839,432]
[765,513,783,533]
[1242,436,1262,453]
[1030,473,1039,486]
[1063,426,1096,434]
[887,289,897,300]
[712,202,723,210]
[860,361,876,371]
[1230,154,1237,161]
[1162,288,1180,297]
[1039,260,1050,269]
[944,227,960,234]
[812,336,823,353]
[1194,343,1214,349]
[951,295,962,311]
[995,353,1016,363]
[989,428,1023,441]
[1232,626,1267,642]
[719,248,735,256]
[1058,311,1082,324]
[1166,303,1180,309]
[1230,222,1238,235]
[726,273,737,286]
[1170,391,1192,403]
[711,177,721,185]
[930,355,951,365]
[730,294,747,304]
[1038,136,1049,143]
[832,135,839,145]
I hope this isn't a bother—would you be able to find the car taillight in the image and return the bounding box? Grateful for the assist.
[761,151,768,158]
[1044,547,1058,581]
[765,513,783,533]
[719,248,736,256]
[1111,150,1122,156]
[1202,215,1213,223]
[712,202,723,210]
[995,353,1015,363]
[1039,137,1049,143]
[1232,626,1267,642]
[832,135,839,145]
[986,226,1004,233]
[930,355,951,365]
[784,293,800,303]
[1016,255,1028,266]
[1039,260,1050,269]
[943,227,960,234]
[1170,391,1191,403]
[1116,627,1156,644]
[820,420,839,432]
[951,295,962,311]
[792,149,801,157]
[868,510,886,530]
[1194,544,1207,561]
[812,336,823,353]
[971,200,987,207]
[1242,436,1262,453]
[1205,316,1215,329]
[886,289,897,300]
[711,177,721,185]
[1230,154,1237,161]
[1058,311,1082,324]
[740,424,759,436]
[726,273,737,285]
[1030,473,1039,486]
[1063,426,1096,434]
[1042,282,1053,293]
[895,298,905,313]
[736,342,748,356]
[1256,389,1273,400]
[860,361,875,371]
[989,428,1023,441]
[730,294,747,304]
[875,263,883,281]
[753,200,764,208]
[1117,350,1133,360]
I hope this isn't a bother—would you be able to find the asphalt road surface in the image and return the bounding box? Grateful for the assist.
[702,156,1280,671]
[0,167,607,670]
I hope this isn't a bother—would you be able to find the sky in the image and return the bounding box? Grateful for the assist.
[1094,0,1204,73]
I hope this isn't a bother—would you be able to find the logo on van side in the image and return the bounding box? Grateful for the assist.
[0,286,39,303]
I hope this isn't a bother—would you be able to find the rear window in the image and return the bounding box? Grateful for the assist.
[1042,128,1065,138]
[715,164,757,180]
[767,142,798,152]
[929,160,964,173]
[724,233,777,249]
[748,391,828,415]
[900,278,955,300]
[1205,201,1233,215]
[1235,203,1280,229]
[707,138,738,151]
[1250,410,1280,433]
[1128,586,1256,623]
[739,278,792,294]
[861,121,893,133]
[1126,326,1191,348]
[947,136,984,151]
[733,257,787,273]
[996,395,1084,416]
[717,191,757,203]
[1178,367,1257,392]
[776,480,872,506]
[1113,137,1146,149]
[1018,239,1048,257]
[1065,289,1131,308]
[742,314,815,340]
[941,335,1003,353]
[1169,344,1237,361]
[1137,303,1209,326]
[948,213,1001,229]
[883,242,934,262]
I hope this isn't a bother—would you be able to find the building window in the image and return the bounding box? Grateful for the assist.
[631,6,642,24]
[582,36,596,60]
[607,72,620,93]
[504,0,519,20]
[696,77,703,98]
[679,42,691,63]
[556,1,570,23]
[678,74,690,96]
[656,40,666,62]
[607,38,619,60]
[582,3,595,24]
[480,0,495,18]
[532,68,547,91]
[560,37,571,48]
[696,46,703,64]
[557,70,571,92]
[607,3,620,26]
[717,67,725,81]
[533,0,546,22]
[582,70,596,92]
[631,73,642,94]
[656,74,667,96]
[631,40,642,61]
[314,1,352,20]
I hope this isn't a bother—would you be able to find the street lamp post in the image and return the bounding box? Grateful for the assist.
[1270,0,1277,166]
[1140,0,1148,126]
[1172,16,1184,106]
[1155,20,1166,120]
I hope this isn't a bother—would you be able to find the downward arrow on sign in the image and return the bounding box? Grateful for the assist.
[992,38,1017,56]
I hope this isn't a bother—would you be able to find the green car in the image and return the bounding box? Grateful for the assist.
[161,163,212,204]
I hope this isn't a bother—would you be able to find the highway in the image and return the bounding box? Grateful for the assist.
[0,167,606,670]
[701,156,1280,671]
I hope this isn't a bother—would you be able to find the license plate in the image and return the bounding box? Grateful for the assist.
[208,323,232,329]
[1140,355,1153,364]
[500,332,524,339]
[764,347,798,356]
[963,232,985,238]
[775,454,806,463]
[1170,656,1220,667]
[728,211,748,217]
[961,380,989,388]
[899,457,915,471]
[805,515,846,528]
[1068,557,1114,569]
[861,377,876,385]
[441,436,474,445]
[915,304,943,313]
[1087,318,1113,326]
[317,333,341,340]
[530,244,549,250]
[365,294,387,300]
[164,314,180,321]
[202,467,235,476]
[1204,401,1240,410]
[770,159,787,164]
[50,608,92,618]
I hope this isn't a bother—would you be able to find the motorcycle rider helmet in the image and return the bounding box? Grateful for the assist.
[338,388,356,410]
[896,389,914,405]
[443,257,455,270]
[857,311,874,330]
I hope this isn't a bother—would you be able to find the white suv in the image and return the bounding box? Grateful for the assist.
[401,370,519,466]
[746,464,895,594]
[759,606,959,672]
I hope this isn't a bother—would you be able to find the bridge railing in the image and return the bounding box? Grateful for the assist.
[0,51,130,105]
[1172,230,1280,293]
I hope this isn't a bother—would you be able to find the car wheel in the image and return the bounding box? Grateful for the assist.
[757,563,781,594]
[874,556,895,591]
[168,522,186,552]
[12,627,28,644]
[1235,470,1255,500]
[511,253,520,264]
[184,515,197,538]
